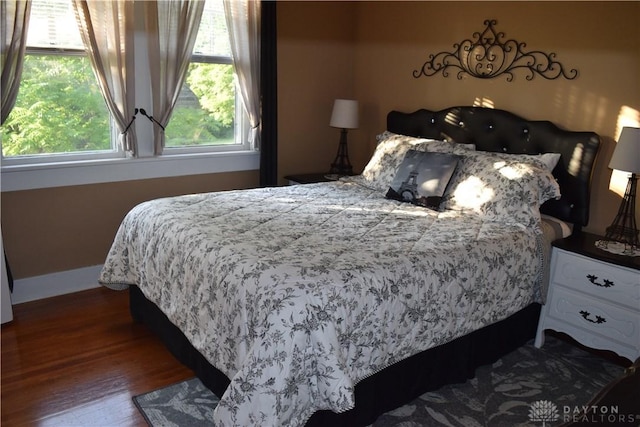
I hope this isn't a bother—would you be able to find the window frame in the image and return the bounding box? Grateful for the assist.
[1,2,259,192]
[1,46,124,165]
[162,54,251,155]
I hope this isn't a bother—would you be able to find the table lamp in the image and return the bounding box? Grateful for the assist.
[604,126,640,249]
[329,99,358,176]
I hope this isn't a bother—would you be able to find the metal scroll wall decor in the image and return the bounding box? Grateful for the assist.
[413,19,578,81]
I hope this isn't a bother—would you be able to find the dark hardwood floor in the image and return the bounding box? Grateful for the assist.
[1,287,194,427]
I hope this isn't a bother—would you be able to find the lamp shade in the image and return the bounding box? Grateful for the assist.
[329,99,359,129]
[609,127,640,174]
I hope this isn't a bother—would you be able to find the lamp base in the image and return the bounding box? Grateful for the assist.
[329,128,353,176]
[604,173,638,248]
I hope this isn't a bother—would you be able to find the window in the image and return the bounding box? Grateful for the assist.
[165,0,249,153]
[1,0,250,167]
[0,0,114,162]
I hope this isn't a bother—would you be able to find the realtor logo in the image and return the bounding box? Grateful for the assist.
[529,400,560,426]
[529,401,640,425]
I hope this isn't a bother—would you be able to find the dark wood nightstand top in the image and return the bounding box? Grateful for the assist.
[553,232,640,271]
[283,173,335,184]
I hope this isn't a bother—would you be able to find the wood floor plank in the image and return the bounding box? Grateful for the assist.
[1,287,194,427]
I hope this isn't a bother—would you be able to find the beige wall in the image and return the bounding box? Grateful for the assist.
[1,171,258,279]
[278,1,640,236]
[349,1,640,236]
[277,1,357,181]
[2,0,638,280]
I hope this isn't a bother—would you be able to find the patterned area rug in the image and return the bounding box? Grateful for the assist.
[133,336,626,427]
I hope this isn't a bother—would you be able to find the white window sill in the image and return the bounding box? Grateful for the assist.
[0,150,260,192]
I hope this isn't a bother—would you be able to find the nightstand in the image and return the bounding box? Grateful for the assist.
[283,173,336,185]
[535,232,640,362]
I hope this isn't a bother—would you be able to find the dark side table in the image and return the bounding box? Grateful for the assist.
[283,173,336,185]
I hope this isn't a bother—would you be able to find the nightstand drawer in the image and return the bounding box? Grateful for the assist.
[553,249,640,310]
[547,287,639,346]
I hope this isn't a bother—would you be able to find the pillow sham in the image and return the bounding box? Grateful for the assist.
[378,131,476,152]
[488,151,561,172]
[358,132,466,192]
[385,150,461,210]
[440,150,561,228]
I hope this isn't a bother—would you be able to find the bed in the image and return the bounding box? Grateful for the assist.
[100,106,600,426]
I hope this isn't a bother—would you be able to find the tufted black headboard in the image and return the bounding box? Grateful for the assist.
[387,107,600,230]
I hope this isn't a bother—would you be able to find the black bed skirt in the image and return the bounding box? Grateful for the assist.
[129,286,541,427]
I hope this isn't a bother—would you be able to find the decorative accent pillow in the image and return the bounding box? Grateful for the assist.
[356,132,465,192]
[386,150,461,210]
[440,150,561,228]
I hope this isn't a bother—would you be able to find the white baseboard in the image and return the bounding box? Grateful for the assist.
[11,264,103,305]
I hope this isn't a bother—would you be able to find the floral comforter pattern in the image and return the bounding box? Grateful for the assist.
[100,181,546,427]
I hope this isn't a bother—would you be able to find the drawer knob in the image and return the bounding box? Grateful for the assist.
[586,274,614,288]
[579,310,606,324]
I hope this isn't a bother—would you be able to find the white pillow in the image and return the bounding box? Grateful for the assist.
[487,151,561,172]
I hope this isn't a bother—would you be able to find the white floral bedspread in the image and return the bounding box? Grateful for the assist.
[100,181,545,426]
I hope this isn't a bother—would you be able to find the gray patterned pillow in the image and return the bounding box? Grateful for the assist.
[386,150,461,210]
[357,132,460,192]
[440,150,561,228]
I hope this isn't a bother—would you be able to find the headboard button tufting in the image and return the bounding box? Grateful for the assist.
[385,106,600,227]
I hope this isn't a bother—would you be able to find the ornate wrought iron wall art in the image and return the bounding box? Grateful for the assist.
[413,19,578,82]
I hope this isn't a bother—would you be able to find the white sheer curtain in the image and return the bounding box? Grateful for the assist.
[73,0,137,156]
[144,0,204,155]
[1,0,30,125]
[223,0,261,150]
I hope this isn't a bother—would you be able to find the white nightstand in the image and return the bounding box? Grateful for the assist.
[535,233,640,362]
